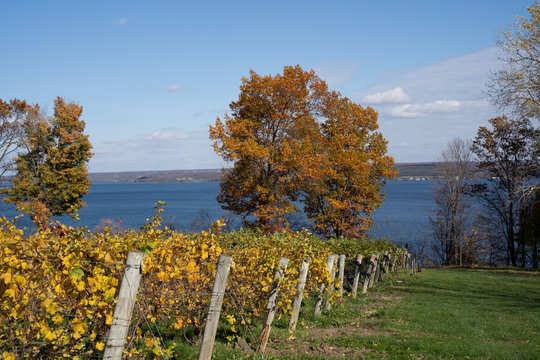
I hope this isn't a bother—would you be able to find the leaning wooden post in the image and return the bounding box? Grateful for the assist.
[382,252,389,274]
[324,254,338,310]
[361,254,375,294]
[103,251,146,360]
[351,255,363,298]
[256,257,289,354]
[288,255,310,332]
[368,254,379,288]
[337,254,346,297]
[198,254,233,360]
[373,256,382,283]
[314,254,335,317]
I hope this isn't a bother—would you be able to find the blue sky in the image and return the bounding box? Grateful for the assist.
[0,0,533,172]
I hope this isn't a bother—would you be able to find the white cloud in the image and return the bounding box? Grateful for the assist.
[140,131,188,141]
[387,100,461,118]
[347,47,504,162]
[116,17,129,25]
[361,87,410,104]
[92,128,223,172]
[167,85,186,92]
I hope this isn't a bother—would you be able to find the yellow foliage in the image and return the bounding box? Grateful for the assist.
[0,211,399,358]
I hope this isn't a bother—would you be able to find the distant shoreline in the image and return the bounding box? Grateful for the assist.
[88,162,448,183]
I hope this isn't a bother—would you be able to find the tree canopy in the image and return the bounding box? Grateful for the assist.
[4,97,93,225]
[210,65,395,237]
[488,1,540,120]
[471,116,537,266]
[0,99,28,180]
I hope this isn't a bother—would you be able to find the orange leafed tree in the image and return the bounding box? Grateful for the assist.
[210,66,328,230]
[300,96,396,238]
[210,65,395,236]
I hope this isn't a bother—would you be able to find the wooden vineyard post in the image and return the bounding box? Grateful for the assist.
[325,254,338,310]
[256,257,289,354]
[351,255,363,298]
[103,251,146,360]
[382,252,389,274]
[368,254,379,288]
[361,254,376,294]
[374,256,381,283]
[412,249,417,276]
[198,254,233,360]
[288,255,310,332]
[337,254,346,297]
[314,254,336,317]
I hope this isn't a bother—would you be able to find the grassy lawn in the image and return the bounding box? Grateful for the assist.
[195,268,540,359]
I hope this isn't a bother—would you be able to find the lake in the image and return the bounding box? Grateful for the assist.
[0,180,437,247]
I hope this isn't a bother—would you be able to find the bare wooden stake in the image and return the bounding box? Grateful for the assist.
[368,254,379,288]
[325,254,338,310]
[198,254,233,360]
[337,254,346,297]
[103,251,146,360]
[256,257,289,354]
[382,252,389,274]
[351,255,363,298]
[288,255,310,332]
[314,254,335,317]
[374,255,382,283]
[412,250,417,276]
[361,254,376,294]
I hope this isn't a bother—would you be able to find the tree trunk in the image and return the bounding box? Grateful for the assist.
[509,202,517,267]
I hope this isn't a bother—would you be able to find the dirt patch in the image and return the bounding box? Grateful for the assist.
[266,336,372,358]
[264,289,404,358]
[265,323,395,358]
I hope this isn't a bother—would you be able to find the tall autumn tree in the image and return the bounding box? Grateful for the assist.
[5,97,93,225]
[210,65,395,235]
[488,1,539,121]
[471,116,537,266]
[210,66,328,230]
[300,97,395,238]
[429,138,474,265]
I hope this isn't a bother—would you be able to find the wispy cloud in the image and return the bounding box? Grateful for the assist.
[387,100,461,118]
[139,131,188,142]
[93,128,223,172]
[348,47,503,162]
[167,84,186,92]
[362,87,410,104]
[116,17,129,25]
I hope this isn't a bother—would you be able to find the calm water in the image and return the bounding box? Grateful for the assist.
[0,180,436,246]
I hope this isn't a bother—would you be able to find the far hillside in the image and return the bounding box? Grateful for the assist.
[88,162,477,183]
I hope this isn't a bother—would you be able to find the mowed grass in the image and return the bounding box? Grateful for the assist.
[203,268,540,359]
[326,268,540,359]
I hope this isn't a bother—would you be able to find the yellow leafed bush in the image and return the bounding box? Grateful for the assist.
[0,204,401,358]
